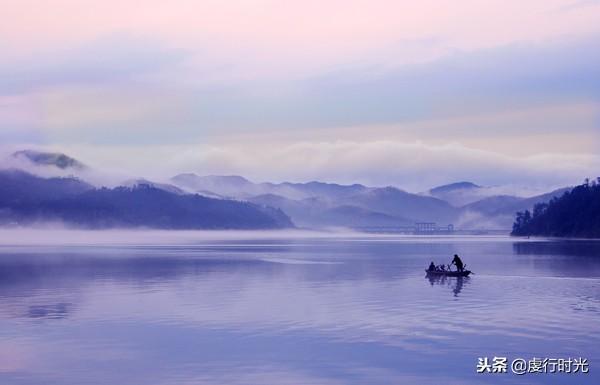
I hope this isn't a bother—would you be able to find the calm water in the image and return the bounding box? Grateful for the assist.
[0,232,599,384]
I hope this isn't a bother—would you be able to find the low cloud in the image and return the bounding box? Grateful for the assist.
[26,139,599,193]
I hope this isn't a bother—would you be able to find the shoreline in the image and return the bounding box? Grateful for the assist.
[0,228,592,247]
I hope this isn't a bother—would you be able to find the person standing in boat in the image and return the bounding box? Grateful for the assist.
[451,254,464,272]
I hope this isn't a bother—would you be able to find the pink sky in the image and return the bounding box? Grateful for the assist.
[1,0,600,189]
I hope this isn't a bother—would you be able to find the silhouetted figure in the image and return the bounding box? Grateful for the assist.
[451,254,464,272]
[428,261,435,272]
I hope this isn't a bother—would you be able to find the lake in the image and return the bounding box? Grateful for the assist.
[0,230,598,384]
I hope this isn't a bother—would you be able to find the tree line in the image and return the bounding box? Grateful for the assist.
[512,178,600,238]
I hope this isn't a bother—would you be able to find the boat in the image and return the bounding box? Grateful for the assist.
[425,269,471,277]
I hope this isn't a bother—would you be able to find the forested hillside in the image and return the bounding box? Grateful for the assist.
[511,179,600,238]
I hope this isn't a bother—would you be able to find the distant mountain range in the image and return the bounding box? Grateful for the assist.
[0,168,292,229]
[429,181,481,195]
[122,178,186,195]
[169,173,569,229]
[428,181,484,206]
[171,173,367,200]
[0,150,573,231]
[171,173,455,227]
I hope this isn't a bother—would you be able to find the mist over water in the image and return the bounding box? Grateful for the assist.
[0,231,598,384]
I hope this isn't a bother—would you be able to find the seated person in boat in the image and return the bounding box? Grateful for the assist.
[428,261,436,271]
[451,254,464,272]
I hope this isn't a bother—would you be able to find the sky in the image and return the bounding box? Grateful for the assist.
[1,0,599,191]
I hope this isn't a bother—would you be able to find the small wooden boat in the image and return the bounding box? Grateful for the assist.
[425,269,471,277]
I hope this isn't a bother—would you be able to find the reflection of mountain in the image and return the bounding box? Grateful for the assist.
[512,240,600,275]
[513,241,600,257]
[0,170,293,229]
[27,303,73,319]
[0,251,279,321]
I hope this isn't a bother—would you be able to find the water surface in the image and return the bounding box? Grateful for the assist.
[0,232,598,384]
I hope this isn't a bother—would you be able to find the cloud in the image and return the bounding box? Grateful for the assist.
[557,0,600,12]
[3,33,597,147]
[0,34,188,96]
[183,140,599,191]
[3,1,600,76]
[266,35,600,130]
[1,1,598,191]
[28,139,597,193]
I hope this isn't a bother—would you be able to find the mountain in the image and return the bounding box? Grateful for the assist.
[319,205,413,227]
[430,181,481,195]
[461,195,523,216]
[462,188,570,217]
[171,174,258,197]
[512,180,600,238]
[425,179,574,229]
[12,150,87,170]
[428,181,492,207]
[347,187,458,224]
[520,187,572,208]
[279,181,367,200]
[0,169,93,204]
[3,150,576,232]
[122,178,185,195]
[459,187,571,228]
[250,194,330,227]
[170,173,368,200]
[248,193,412,228]
[171,174,457,228]
[0,170,293,229]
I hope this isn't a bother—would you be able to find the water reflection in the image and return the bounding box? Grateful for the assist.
[0,236,598,385]
[27,303,72,319]
[425,275,469,297]
[512,240,600,277]
[513,240,600,257]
